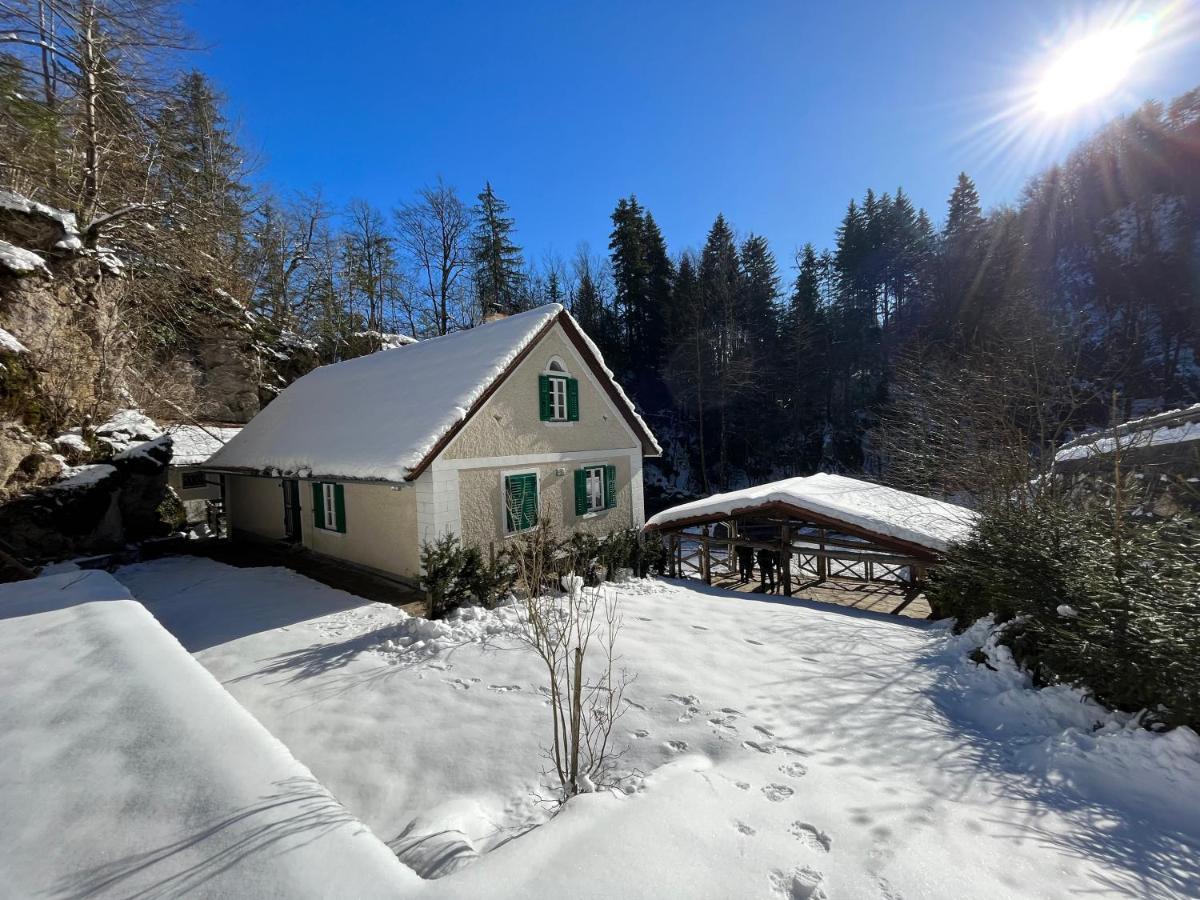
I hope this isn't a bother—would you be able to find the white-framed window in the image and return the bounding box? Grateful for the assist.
[322,482,337,530]
[548,375,568,421]
[585,465,606,512]
[540,358,578,423]
[180,470,208,490]
[574,463,616,516]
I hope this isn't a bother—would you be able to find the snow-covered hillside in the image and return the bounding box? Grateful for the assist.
[110,557,1200,899]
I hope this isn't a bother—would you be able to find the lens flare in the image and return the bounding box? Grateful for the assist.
[1035,17,1156,116]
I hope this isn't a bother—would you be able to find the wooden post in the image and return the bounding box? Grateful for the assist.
[675,534,683,579]
[866,560,874,582]
[817,528,828,580]
[781,525,792,596]
[701,525,712,585]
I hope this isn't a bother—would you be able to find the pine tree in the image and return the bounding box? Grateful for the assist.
[608,196,648,376]
[471,182,526,316]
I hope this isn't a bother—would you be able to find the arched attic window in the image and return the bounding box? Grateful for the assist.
[539,357,579,422]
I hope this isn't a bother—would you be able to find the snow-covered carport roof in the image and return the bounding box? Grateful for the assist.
[644,473,977,559]
[206,304,660,484]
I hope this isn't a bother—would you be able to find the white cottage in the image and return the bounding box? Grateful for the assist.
[206,304,661,585]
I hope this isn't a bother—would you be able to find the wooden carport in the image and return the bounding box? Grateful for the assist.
[643,475,974,619]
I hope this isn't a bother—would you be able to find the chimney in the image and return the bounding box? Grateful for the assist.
[482,303,508,324]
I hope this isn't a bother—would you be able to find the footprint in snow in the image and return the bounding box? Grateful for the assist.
[625,699,647,711]
[443,678,474,690]
[487,684,522,693]
[708,716,738,734]
[762,783,795,802]
[735,781,751,791]
[691,624,709,631]
[733,820,756,836]
[664,740,688,753]
[780,761,809,779]
[778,744,810,757]
[788,822,831,852]
[742,740,775,754]
[876,876,903,899]
[630,729,650,739]
[719,707,744,717]
[754,725,775,737]
[769,865,827,900]
[665,694,701,722]
[745,638,764,646]
[637,616,653,621]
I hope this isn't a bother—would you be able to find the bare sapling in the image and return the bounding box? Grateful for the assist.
[507,504,633,801]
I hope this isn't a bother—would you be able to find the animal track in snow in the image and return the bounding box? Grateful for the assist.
[734,820,756,836]
[719,707,744,717]
[664,740,688,753]
[707,716,738,734]
[745,638,764,646]
[777,744,810,757]
[625,699,646,711]
[753,725,775,737]
[487,684,521,693]
[780,761,809,779]
[665,694,701,722]
[769,865,827,900]
[788,822,831,852]
[761,783,795,802]
[742,740,776,754]
[443,678,477,690]
[691,624,709,631]
[734,781,751,791]
[630,729,650,739]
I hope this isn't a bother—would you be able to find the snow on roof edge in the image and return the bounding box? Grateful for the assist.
[208,304,659,482]
[644,473,977,553]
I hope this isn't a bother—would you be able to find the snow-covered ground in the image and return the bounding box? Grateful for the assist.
[0,570,417,898]
[111,557,1200,899]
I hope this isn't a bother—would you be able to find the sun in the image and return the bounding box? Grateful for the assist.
[1035,17,1156,116]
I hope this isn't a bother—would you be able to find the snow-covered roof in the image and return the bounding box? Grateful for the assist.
[0,571,416,897]
[1055,403,1200,464]
[209,304,659,482]
[163,424,243,466]
[645,473,977,553]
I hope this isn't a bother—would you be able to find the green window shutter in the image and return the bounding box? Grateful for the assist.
[506,473,538,532]
[312,482,324,528]
[566,377,579,421]
[538,374,552,421]
[604,464,617,509]
[574,468,588,516]
[334,483,346,533]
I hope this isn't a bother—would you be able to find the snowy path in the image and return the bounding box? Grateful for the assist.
[116,557,1200,899]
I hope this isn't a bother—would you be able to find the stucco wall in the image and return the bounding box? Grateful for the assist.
[443,323,639,461]
[457,454,634,551]
[300,481,419,581]
[226,474,286,540]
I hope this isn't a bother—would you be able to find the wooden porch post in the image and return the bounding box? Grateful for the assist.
[817,527,827,580]
[781,524,792,597]
[701,524,712,585]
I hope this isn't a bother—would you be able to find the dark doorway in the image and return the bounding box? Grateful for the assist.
[282,478,302,542]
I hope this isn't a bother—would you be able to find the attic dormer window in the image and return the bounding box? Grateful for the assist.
[539,359,579,422]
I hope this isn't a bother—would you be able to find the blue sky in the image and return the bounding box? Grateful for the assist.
[183,0,1200,268]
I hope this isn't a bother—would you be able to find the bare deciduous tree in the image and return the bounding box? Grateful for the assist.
[394,178,471,336]
[508,513,633,800]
